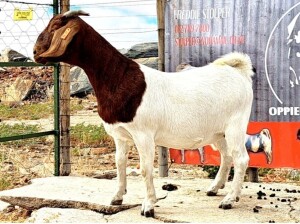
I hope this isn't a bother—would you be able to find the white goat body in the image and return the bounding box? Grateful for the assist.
[33,11,254,217]
[105,53,254,215]
[105,55,253,149]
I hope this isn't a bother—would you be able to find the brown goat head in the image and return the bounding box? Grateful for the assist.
[33,10,89,64]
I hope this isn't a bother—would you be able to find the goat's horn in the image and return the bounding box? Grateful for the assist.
[63,10,90,18]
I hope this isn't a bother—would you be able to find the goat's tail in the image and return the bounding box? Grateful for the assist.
[212,52,255,80]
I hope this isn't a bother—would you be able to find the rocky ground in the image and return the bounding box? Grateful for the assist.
[0,66,54,103]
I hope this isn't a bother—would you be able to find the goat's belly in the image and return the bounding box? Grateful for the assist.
[156,138,203,149]
[155,133,223,149]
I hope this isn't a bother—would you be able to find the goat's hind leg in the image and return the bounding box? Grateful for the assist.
[219,130,249,209]
[207,138,232,196]
[111,139,130,205]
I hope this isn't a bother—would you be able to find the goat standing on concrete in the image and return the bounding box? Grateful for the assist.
[33,11,254,217]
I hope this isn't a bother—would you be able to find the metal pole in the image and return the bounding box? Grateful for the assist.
[53,0,59,15]
[52,0,60,176]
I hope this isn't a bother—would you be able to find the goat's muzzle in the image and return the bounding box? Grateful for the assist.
[33,47,47,65]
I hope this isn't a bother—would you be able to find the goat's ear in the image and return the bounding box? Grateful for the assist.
[40,23,80,58]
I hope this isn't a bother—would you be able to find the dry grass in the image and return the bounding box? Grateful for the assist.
[0,97,86,121]
[0,208,30,223]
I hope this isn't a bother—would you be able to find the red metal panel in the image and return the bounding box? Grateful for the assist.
[170,122,300,168]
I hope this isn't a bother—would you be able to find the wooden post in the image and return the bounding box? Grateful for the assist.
[247,168,259,183]
[59,0,71,176]
[157,0,165,71]
[158,147,169,177]
[157,0,168,177]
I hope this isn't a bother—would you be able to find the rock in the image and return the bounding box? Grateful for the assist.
[118,48,128,54]
[124,42,158,59]
[70,66,93,97]
[289,170,300,179]
[30,164,53,176]
[92,170,117,179]
[133,57,158,70]
[1,162,14,172]
[0,77,34,102]
[0,48,29,62]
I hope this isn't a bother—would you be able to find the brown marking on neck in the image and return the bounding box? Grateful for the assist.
[69,22,147,124]
[92,58,146,124]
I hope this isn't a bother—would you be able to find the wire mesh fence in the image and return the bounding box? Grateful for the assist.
[0,0,54,58]
[0,64,57,190]
[0,0,60,190]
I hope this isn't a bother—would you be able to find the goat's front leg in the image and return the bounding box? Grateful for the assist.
[110,139,130,205]
[134,135,156,217]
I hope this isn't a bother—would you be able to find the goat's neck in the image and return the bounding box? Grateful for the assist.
[76,29,146,124]
[79,37,128,77]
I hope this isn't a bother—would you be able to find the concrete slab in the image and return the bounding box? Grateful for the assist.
[0,201,10,211]
[27,208,106,223]
[0,176,299,223]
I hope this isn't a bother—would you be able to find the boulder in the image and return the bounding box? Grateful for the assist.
[133,57,158,70]
[0,77,34,102]
[0,48,29,62]
[118,48,128,54]
[124,42,158,59]
[70,66,93,96]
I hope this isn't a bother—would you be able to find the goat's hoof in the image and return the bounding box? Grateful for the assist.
[141,209,155,218]
[110,199,123,205]
[207,191,217,196]
[219,203,232,210]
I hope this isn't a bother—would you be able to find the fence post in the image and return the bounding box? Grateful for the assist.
[53,64,61,176]
[53,0,59,15]
[157,0,165,72]
[248,167,259,182]
[157,0,168,177]
[59,0,71,176]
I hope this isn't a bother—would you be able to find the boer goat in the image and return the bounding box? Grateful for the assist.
[34,10,254,217]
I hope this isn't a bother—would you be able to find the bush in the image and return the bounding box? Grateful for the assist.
[70,123,111,148]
